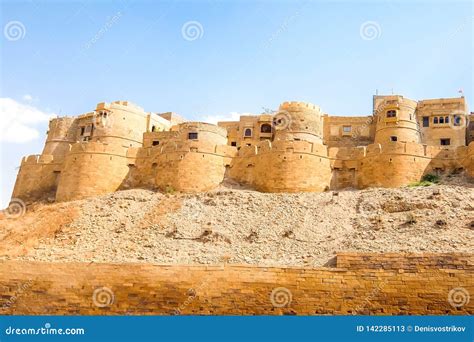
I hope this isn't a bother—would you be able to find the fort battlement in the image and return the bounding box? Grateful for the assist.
[10,95,473,203]
[20,154,61,165]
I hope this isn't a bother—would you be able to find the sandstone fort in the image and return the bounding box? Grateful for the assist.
[12,94,474,203]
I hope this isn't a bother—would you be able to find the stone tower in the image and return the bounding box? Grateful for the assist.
[373,95,420,144]
[273,101,324,143]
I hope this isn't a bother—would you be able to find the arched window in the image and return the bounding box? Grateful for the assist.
[445,116,449,123]
[434,117,439,124]
[260,124,272,133]
[244,128,252,137]
[439,117,444,124]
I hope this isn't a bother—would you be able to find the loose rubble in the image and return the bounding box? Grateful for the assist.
[1,182,473,266]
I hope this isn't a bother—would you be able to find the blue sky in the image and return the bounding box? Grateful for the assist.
[0,0,472,207]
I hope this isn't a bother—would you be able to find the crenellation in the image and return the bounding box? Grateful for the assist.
[10,95,473,203]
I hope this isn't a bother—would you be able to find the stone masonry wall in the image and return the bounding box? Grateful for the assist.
[0,253,471,315]
[55,142,130,202]
[11,155,63,203]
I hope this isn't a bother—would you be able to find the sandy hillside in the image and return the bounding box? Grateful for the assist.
[0,180,473,267]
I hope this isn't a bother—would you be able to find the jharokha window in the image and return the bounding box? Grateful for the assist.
[386,110,397,118]
[260,124,272,133]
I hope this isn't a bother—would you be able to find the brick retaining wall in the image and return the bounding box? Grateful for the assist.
[0,253,472,315]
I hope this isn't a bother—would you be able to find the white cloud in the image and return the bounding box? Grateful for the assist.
[22,94,34,102]
[200,111,250,124]
[0,98,56,143]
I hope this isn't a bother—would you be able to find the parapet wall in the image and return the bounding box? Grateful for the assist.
[11,155,64,203]
[357,142,469,188]
[125,140,236,192]
[229,140,332,192]
[1,253,471,315]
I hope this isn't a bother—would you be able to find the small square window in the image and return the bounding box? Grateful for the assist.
[387,110,397,118]
[188,132,198,140]
[390,136,398,142]
[152,141,160,146]
[342,126,352,133]
[440,138,450,146]
[231,142,237,147]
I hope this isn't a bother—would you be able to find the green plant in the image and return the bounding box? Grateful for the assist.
[164,185,175,194]
[421,173,440,183]
[408,174,440,187]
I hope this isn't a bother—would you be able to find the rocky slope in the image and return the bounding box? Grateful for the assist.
[1,181,473,266]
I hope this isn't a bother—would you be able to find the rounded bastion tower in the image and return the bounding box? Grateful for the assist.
[373,95,420,144]
[150,122,232,192]
[273,101,324,143]
[54,101,153,202]
[89,101,149,148]
[235,101,332,193]
[42,117,78,157]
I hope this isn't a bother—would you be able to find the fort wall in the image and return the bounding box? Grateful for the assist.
[356,142,468,188]
[0,253,471,315]
[11,155,64,203]
[55,142,130,202]
[10,97,473,203]
[229,140,332,192]
[124,123,235,192]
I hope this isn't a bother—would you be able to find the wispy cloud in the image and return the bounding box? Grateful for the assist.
[0,97,56,143]
[200,112,249,124]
